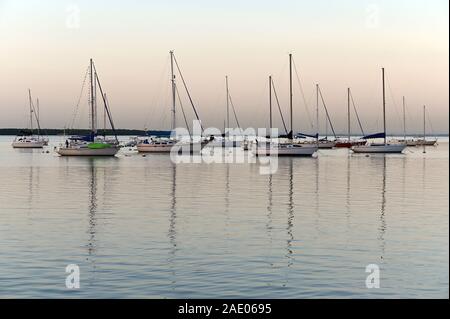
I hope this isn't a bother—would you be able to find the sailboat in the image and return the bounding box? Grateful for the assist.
[209,75,244,148]
[137,51,178,153]
[137,51,207,154]
[12,89,45,148]
[418,105,437,146]
[335,88,366,148]
[253,54,317,157]
[403,104,437,146]
[297,84,336,149]
[57,59,119,156]
[352,68,406,154]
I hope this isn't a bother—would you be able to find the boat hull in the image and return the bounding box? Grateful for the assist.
[335,141,366,148]
[12,141,45,148]
[420,140,437,146]
[137,142,205,154]
[352,144,406,153]
[136,144,173,153]
[57,147,119,156]
[253,145,317,157]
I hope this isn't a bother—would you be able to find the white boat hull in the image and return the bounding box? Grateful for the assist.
[57,147,119,156]
[406,139,437,146]
[137,144,173,153]
[137,141,205,154]
[352,144,406,153]
[12,141,45,148]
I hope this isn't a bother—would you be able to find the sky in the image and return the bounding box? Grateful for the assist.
[0,0,448,134]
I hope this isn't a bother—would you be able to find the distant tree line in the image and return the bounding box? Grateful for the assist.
[0,128,163,136]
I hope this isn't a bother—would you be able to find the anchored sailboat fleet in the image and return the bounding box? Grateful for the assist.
[10,54,438,157]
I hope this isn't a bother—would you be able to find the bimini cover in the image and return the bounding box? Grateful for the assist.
[296,132,319,139]
[70,132,96,142]
[88,142,112,149]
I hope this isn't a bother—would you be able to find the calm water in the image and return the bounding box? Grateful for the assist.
[0,136,448,298]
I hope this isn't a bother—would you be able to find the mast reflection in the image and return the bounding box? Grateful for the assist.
[266,173,273,245]
[378,156,387,261]
[85,159,98,286]
[286,158,294,268]
[167,163,178,288]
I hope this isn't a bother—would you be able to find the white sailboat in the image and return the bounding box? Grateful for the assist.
[335,88,367,148]
[352,68,406,154]
[297,84,336,149]
[12,89,45,149]
[57,59,119,156]
[137,51,177,153]
[137,51,207,154]
[404,104,437,147]
[253,54,317,157]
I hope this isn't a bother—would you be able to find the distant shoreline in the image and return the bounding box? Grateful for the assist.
[0,128,151,136]
[0,128,448,137]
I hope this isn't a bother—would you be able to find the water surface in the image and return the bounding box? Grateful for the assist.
[0,136,448,298]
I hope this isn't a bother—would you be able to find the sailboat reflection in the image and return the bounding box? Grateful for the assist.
[86,159,98,284]
[378,156,387,261]
[286,158,294,268]
[167,163,178,288]
[266,173,273,245]
[87,159,98,257]
[345,156,351,231]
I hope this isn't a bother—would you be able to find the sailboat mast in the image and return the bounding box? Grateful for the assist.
[402,96,406,142]
[90,58,96,135]
[423,105,426,153]
[347,88,351,142]
[103,93,107,138]
[316,84,319,145]
[269,75,272,130]
[36,98,41,136]
[226,75,229,131]
[28,89,33,133]
[289,53,293,137]
[382,67,386,145]
[37,98,40,127]
[170,51,176,132]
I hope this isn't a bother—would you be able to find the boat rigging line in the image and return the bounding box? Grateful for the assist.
[317,85,337,138]
[349,89,366,136]
[172,54,204,132]
[271,77,289,136]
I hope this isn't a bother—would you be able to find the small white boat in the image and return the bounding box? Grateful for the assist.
[352,143,406,153]
[417,139,437,146]
[402,138,437,146]
[137,139,177,153]
[12,136,45,148]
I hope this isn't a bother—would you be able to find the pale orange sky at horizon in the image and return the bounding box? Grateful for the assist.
[0,0,448,134]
